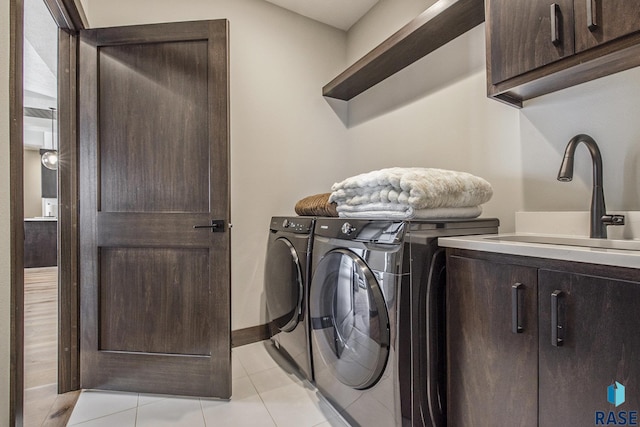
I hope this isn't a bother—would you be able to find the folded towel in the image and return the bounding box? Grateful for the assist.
[330,167,493,210]
[294,193,338,217]
[336,205,482,220]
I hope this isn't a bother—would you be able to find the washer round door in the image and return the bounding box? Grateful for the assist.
[265,237,303,333]
[310,248,390,390]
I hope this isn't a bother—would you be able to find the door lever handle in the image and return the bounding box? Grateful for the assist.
[193,219,226,232]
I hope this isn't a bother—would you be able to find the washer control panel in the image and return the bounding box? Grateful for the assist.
[315,218,406,244]
[270,216,313,234]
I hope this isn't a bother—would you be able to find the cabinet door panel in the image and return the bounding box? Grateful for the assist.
[575,0,640,52]
[447,255,538,427]
[488,0,575,84]
[539,270,640,427]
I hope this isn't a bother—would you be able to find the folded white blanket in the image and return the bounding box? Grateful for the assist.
[330,167,493,210]
[337,205,482,220]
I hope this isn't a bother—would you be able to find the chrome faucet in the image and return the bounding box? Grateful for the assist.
[557,134,624,238]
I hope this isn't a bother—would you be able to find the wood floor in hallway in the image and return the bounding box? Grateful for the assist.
[24,267,58,390]
[23,267,79,427]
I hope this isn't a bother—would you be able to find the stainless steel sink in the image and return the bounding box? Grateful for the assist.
[485,235,640,251]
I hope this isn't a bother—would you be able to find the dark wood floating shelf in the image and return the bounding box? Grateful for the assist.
[322,0,485,101]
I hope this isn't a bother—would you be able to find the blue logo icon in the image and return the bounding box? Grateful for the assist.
[596,381,637,425]
[608,382,626,408]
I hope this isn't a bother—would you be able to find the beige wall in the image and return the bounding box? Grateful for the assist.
[80,0,350,330]
[518,67,640,212]
[343,4,523,231]
[1,0,12,422]
[346,0,435,61]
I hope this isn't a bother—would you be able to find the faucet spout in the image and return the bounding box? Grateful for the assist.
[557,134,623,238]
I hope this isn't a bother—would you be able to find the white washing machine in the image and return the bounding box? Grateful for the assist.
[264,216,314,380]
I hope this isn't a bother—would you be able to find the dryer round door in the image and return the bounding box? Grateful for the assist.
[265,237,304,333]
[310,248,390,390]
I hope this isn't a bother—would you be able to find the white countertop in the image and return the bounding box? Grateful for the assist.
[439,233,640,269]
[24,217,57,222]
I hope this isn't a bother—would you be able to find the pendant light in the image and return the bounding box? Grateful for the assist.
[40,107,58,170]
[41,150,58,170]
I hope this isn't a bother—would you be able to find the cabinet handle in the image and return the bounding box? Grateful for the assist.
[551,290,564,346]
[512,283,524,334]
[587,0,598,31]
[550,3,561,46]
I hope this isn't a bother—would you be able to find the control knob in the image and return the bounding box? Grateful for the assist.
[341,222,356,235]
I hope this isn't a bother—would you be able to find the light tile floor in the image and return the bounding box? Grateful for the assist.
[66,341,350,426]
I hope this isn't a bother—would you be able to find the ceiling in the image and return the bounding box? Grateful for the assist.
[24,0,58,103]
[263,0,380,31]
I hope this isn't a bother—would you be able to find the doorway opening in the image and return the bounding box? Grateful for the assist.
[22,0,61,425]
[17,0,84,425]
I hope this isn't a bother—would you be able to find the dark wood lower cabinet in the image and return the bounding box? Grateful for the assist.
[446,249,640,426]
[447,255,538,426]
[539,270,640,426]
[24,220,57,268]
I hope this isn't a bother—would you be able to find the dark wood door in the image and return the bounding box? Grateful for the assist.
[574,0,640,53]
[78,20,230,397]
[446,253,538,427]
[538,270,640,426]
[487,0,575,84]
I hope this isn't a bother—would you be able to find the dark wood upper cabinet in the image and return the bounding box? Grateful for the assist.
[574,0,640,53]
[487,0,640,107]
[488,0,574,84]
